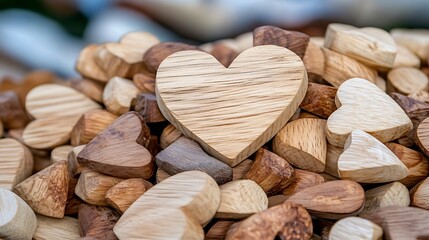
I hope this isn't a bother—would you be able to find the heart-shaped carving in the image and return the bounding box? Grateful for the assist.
[156,45,307,166]
[326,78,412,147]
[23,84,101,149]
[113,171,220,239]
[77,112,154,179]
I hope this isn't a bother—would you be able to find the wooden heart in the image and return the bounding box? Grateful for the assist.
[23,84,100,149]
[114,171,220,239]
[338,130,409,183]
[0,138,33,190]
[156,45,307,166]
[326,78,412,147]
[77,112,154,179]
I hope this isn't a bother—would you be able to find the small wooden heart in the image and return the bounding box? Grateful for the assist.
[156,45,307,166]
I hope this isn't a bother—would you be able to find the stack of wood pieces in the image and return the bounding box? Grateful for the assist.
[1,24,429,240]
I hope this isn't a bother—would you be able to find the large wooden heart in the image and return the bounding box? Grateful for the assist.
[156,45,307,166]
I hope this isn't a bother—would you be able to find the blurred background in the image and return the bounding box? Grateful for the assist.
[1,0,429,79]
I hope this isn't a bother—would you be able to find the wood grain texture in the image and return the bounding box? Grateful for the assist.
[392,92,429,146]
[114,171,220,240]
[133,72,156,93]
[71,109,118,146]
[360,182,410,216]
[391,29,429,60]
[386,142,429,187]
[375,76,387,91]
[14,160,68,218]
[225,202,313,240]
[76,44,109,82]
[393,44,421,68]
[102,77,140,115]
[134,93,166,123]
[0,138,33,190]
[105,178,152,213]
[96,32,159,78]
[273,118,327,172]
[66,78,104,103]
[51,145,73,163]
[409,90,429,103]
[155,168,171,183]
[78,203,119,240]
[338,130,408,183]
[303,41,325,82]
[299,82,337,118]
[156,45,307,166]
[282,169,325,198]
[77,112,154,179]
[324,23,396,68]
[160,124,182,149]
[387,67,428,95]
[232,159,253,180]
[205,221,236,240]
[411,176,429,209]
[23,84,100,149]
[329,217,383,240]
[0,91,30,129]
[324,143,342,178]
[216,180,268,219]
[34,215,80,240]
[322,48,378,88]
[253,25,310,58]
[415,116,429,157]
[68,145,87,176]
[326,78,412,147]
[75,170,122,206]
[362,206,429,240]
[286,180,365,219]
[0,189,37,240]
[244,148,295,195]
[155,137,233,185]
[143,42,199,73]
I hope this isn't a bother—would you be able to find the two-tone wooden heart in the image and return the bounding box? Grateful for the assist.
[156,45,307,166]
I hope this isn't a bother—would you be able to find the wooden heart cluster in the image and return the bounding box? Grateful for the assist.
[1,24,429,240]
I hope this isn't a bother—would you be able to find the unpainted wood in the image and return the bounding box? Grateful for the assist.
[329,217,383,240]
[66,78,104,103]
[209,42,239,67]
[393,44,421,68]
[133,72,156,93]
[338,130,408,183]
[51,145,73,163]
[299,82,337,118]
[155,137,233,185]
[411,177,429,209]
[282,169,325,198]
[324,143,342,178]
[34,215,80,240]
[216,180,268,219]
[232,159,253,181]
[156,45,307,166]
[133,93,166,123]
[68,145,87,176]
[78,203,120,240]
[415,116,429,157]
[273,118,327,172]
[391,29,429,60]
[75,44,109,82]
[0,91,30,129]
[105,178,152,213]
[326,78,412,147]
[387,67,428,95]
[303,41,325,82]
[205,221,236,240]
[102,77,141,115]
[160,124,182,149]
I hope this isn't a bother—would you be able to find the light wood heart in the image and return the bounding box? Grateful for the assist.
[156,45,307,166]
[23,84,100,149]
[338,130,409,183]
[326,78,412,147]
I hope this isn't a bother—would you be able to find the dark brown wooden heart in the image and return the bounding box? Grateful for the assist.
[77,111,154,179]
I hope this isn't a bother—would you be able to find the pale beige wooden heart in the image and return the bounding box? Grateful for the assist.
[156,45,307,166]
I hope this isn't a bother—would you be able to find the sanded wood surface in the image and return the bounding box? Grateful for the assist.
[155,137,233,185]
[105,178,152,213]
[0,189,37,240]
[216,180,268,219]
[14,161,69,218]
[114,171,220,240]
[102,77,141,115]
[387,67,428,95]
[282,169,325,198]
[78,112,154,179]
[338,130,408,183]
[156,45,307,166]
[326,78,412,146]
[391,29,429,60]
[34,215,80,240]
[411,176,429,209]
[393,44,421,68]
[299,82,337,118]
[329,217,383,240]
[273,118,327,172]
[78,203,120,240]
[0,138,33,190]
[361,182,410,216]
[51,145,73,163]
[415,116,429,156]
[325,23,396,68]
[75,44,109,82]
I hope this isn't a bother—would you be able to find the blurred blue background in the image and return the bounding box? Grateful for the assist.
[1,0,428,79]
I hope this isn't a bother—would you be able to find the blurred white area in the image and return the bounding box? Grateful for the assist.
[0,0,428,77]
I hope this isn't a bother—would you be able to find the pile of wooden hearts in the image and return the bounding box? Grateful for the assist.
[1,24,429,240]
